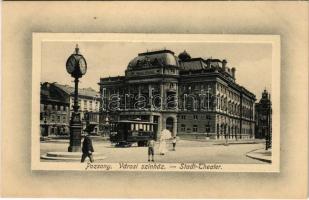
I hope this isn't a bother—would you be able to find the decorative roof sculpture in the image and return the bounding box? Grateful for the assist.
[178,50,191,61]
[127,49,179,70]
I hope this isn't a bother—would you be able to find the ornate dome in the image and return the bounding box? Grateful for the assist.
[127,50,179,70]
[178,50,191,61]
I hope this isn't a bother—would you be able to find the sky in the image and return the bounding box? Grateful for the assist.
[41,41,272,100]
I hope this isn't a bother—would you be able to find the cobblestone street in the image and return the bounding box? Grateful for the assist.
[41,138,268,164]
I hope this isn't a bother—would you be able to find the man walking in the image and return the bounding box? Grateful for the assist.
[81,134,94,163]
[172,136,177,151]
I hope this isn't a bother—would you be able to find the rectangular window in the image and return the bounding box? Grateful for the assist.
[181,124,186,132]
[193,125,198,132]
[89,101,93,110]
[193,115,198,120]
[57,116,61,122]
[181,115,186,120]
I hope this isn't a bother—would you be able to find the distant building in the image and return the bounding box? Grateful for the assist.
[40,82,101,136]
[40,82,70,136]
[99,49,256,140]
[255,89,272,139]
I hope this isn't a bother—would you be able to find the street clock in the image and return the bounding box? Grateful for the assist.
[66,45,87,78]
[65,44,88,152]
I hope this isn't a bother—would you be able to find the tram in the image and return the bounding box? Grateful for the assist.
[109,120,157,147]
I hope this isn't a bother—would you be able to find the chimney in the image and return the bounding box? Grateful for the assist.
[231,67,236,78]
[222,59,227,71]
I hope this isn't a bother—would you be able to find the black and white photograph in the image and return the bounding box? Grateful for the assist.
[32,34,280,172]
[2,1,308,198]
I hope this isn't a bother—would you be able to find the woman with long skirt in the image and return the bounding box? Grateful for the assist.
[159,129,170,155]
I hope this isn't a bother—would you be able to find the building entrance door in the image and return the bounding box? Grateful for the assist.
[166,117,174,133]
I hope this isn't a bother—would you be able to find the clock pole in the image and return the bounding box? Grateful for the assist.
[68,76,82,152]
[73,77,79,113]
[66,44,87,152]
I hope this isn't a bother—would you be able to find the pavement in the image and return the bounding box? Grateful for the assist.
[246,148,272,163]
[41,151,107,161]
[40,138,270,164]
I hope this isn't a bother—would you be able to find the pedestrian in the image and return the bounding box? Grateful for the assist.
[159,129,169,155]
[81,134,94,163]
[147,138,155,162]
[172,136,177,151]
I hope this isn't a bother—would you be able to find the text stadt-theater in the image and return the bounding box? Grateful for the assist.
[99,49,256,140]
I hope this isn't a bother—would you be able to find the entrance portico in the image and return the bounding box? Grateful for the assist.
[162,114,177,137]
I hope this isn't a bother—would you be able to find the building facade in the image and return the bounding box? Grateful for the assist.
[99,49,256,140]
[40,82,101,136]
[40,82,70,136]
[255,89,272,139]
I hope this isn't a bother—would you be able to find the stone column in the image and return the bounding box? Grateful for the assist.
[138,85,141,99]
[150,115,154,123]
[157,114,163,139]
[160,83,164,110]
[149,84,153,110]
[173,117,177,137]
[162,115,166,130]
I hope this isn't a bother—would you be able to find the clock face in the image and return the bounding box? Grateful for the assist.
[66,56,76,74]
[79,58,87,75]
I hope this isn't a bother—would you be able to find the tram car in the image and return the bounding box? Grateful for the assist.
[109,120,157,147]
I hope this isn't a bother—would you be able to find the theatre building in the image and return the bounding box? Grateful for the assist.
[99,49,256,140]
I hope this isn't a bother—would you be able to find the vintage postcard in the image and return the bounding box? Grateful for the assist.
[32,33,280,172]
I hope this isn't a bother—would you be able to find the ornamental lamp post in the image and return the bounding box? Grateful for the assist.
[66,44,87,152]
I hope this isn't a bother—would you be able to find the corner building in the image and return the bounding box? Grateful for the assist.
[40,82,101,136]
[255,89,272,139]
[99,49,256,140]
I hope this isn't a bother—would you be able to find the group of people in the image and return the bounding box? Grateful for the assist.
[147,129,177,162]
[80,129,177,163]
